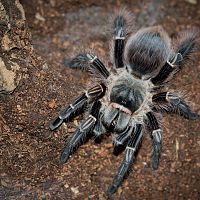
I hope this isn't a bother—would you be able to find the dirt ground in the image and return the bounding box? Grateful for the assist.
[0,0,200,199]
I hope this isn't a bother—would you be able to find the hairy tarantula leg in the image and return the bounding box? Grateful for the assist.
[60,101,101,163]
[113,125,134,156]
[113,15,126,68]
[107,124,143,197]
[175,29,199,67]
[152,29,199,85]
[152,92,199,120]
[113,125,134,146]
[49,84,106,130]
[146,112,162,170]
[65,53,110,79]
[151,53,183,85]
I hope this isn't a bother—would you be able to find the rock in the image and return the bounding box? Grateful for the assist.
[185,0,197,4]
[0,57,20,93]
[70,186,79,194]
[48,99,57,109]
[35,13,46,22]
[64,183,69,188]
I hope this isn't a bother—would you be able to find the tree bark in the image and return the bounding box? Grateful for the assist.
[0,0,37,94]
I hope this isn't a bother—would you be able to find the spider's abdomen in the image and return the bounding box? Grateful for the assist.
[124,26,171,79]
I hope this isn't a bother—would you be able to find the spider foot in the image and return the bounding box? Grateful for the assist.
[152,142,162,170]
[167,93,199,120]
[178,104,199,120]
[107,159,134,197]
[49,116,63,131]
[146,112,162,170]
[107,179,122,197]
[60,145,71,163]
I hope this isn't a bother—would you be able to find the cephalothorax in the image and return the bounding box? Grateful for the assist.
[50,10,199,196]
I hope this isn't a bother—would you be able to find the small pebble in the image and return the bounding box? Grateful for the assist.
[42,63,48,71]
[71,186,79,194]
[64,183,69,188]
[35,13,45,22]
[185,0,197,4]
[48,100,57,109]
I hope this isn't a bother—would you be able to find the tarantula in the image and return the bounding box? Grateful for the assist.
[50,10,199,197]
